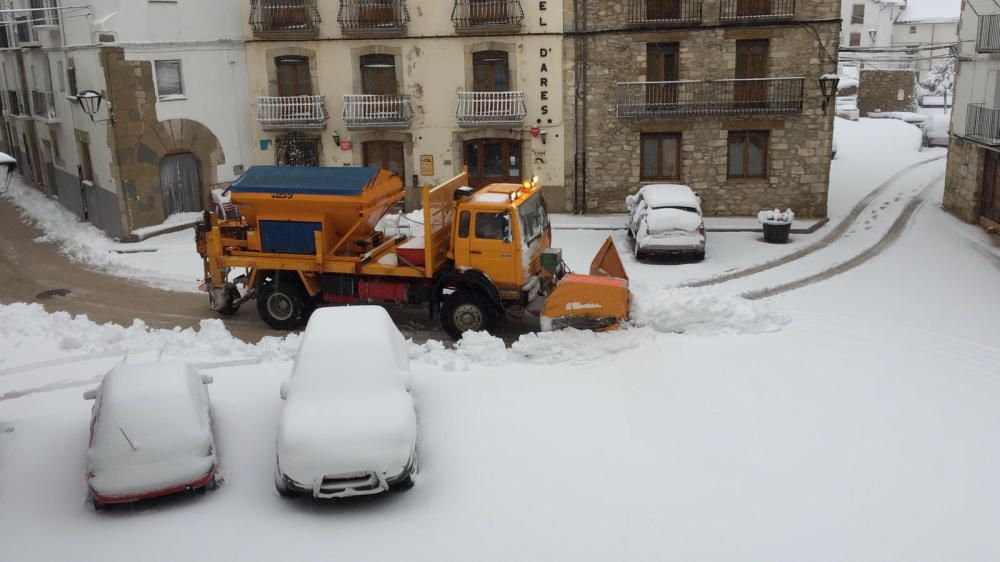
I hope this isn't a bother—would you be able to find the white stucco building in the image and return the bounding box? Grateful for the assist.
[0,0,251,238]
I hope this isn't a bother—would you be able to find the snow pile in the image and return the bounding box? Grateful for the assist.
[0,302,299,364]
[758,208,795,225]
[833,117,923,159]
[0,176,202,291]
[630,287,789,335]
[130,211,202,238]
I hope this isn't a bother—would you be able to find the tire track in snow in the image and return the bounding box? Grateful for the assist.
[742,173,942,300]
[685,154,947,288]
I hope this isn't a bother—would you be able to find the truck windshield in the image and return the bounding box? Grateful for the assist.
[518,193,549,246]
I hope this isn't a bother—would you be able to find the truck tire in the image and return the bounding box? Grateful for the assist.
[441,290,497,340]
[257,275,310,330]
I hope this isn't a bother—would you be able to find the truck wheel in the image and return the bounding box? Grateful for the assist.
[257,276,309,330]
[441,290,496,340]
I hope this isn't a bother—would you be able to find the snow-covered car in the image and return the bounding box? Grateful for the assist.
[625,184,706,261]
[274,306,418,499]
[83,360,217,510]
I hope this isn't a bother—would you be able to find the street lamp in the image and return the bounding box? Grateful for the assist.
[75,90,113,123]
[818,75,840,113]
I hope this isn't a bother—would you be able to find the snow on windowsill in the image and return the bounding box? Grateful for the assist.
[158,94,187,102]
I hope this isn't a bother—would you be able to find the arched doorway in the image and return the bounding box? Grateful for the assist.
[159,153,201,215]
[464,138,521,189]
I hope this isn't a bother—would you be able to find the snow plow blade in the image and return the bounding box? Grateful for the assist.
[542,237,630,331]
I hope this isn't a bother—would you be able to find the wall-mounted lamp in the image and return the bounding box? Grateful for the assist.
[818,75,840,113]
[332,130,341,146]
[76,90,114,123]
[867,29,878,43]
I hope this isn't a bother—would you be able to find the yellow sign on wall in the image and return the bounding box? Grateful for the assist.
[420,155,434,176]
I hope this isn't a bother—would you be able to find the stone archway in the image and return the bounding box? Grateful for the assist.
[129,118,226,228]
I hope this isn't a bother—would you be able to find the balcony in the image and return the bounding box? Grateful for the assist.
[616,77,804,119]
[256,95,329,131]
[627,0,703,27]
[977,14,1000,54]
[249,0,320,39]
[14,16,39,46]
[718,0,795,22]
[30,0,60,27]
[31,89,57,121]
[456,91,526,126]
[342,94,413,130]
[338,0,409,37]
[966,103,1000,146]
[451,0,524,35]
[3,90,21,116]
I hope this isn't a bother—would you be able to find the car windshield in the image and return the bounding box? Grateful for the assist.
[518,193,549,245]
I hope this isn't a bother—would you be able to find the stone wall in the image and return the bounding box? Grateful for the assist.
[943,135,985,224]
[857,69,916,116]
[566,7,840,216]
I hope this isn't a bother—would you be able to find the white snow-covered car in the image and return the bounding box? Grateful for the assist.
[626,184,706,261]
[274,306,418,499]
[83,360,217,510]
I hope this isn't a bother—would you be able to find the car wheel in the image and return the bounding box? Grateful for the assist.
[274,466,297,498]
[91,496,107,512]
[633,242,645,261]
[394,473,415,492]
[256,273,310,331]
[693,250,705,262]
[441,290,497,340]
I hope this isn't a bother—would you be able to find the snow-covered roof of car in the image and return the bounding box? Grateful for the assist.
[88,360,212,475]
[637,184,701,211]
[291,306,410,391]
[0,152,15,166]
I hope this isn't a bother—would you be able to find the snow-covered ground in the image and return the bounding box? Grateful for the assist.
[4,118,1000,561]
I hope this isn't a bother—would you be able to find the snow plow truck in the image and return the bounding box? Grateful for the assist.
[195,166,629,339]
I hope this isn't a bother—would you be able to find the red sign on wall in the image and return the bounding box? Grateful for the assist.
[340,141,353,151]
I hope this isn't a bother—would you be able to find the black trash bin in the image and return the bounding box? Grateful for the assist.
[762,222,791,244]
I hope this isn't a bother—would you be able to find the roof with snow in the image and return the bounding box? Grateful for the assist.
[896,0,960,23]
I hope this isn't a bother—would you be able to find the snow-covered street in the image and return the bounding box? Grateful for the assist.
[3,118,1000,561]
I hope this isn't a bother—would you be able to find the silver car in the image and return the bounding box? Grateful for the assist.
[626,184,706,261]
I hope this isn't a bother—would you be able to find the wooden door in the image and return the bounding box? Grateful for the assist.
[159,153,201,215]
[647,0,680,20]
[646,43,679,107]
[735,40,768,108]
[982,151,1000,224]
[737,0,770,17]
[473,51,509,92]
[470,0,506,24]
[276,56,312,97]
[464,139,521,189]
[363,141,405,179]
[361,54,397,95]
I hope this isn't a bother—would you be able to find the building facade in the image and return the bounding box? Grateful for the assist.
[0,0,251,239]
[943,0,1000,229]
[568,0,840,216]
[243,0,566,210]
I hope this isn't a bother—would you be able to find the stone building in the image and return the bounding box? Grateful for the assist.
[242,0,567,210]
[565,0,841,216]
[943,0,1000,230]
[0,0,251,238]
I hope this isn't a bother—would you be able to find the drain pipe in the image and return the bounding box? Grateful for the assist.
[572,0,589,214]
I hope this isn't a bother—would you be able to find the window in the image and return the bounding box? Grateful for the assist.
[475,212,509,241]
[275,133,321,166]
[909,25,917,34]
[360,54,397,95]
[473,51,509,92]
[851,4,864,24]
[154,60,184,99]
[78,141,94,182]
[518,193,549,245]
[646,0,681,20]
[849,32,861,46]
[57,61,64,92]
[728,130,769,179]
[275,56,312,97]
[67,59,77,96]
[640,133,681,181]
[458,211,471,238]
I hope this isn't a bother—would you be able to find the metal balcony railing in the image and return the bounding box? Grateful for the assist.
[456,91,526,126]
[977,14,1000,54]
[718,0,795,22]
[616,77,804,118]
[966,103,1000,146]
[342,94,414,129]
[256,95,329,131]
[4,90,20,115]
[249,0,320,37]
[31,89,56,120]
[627,0,703,26]
[338,0,410,36]
[451,0,524,34]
